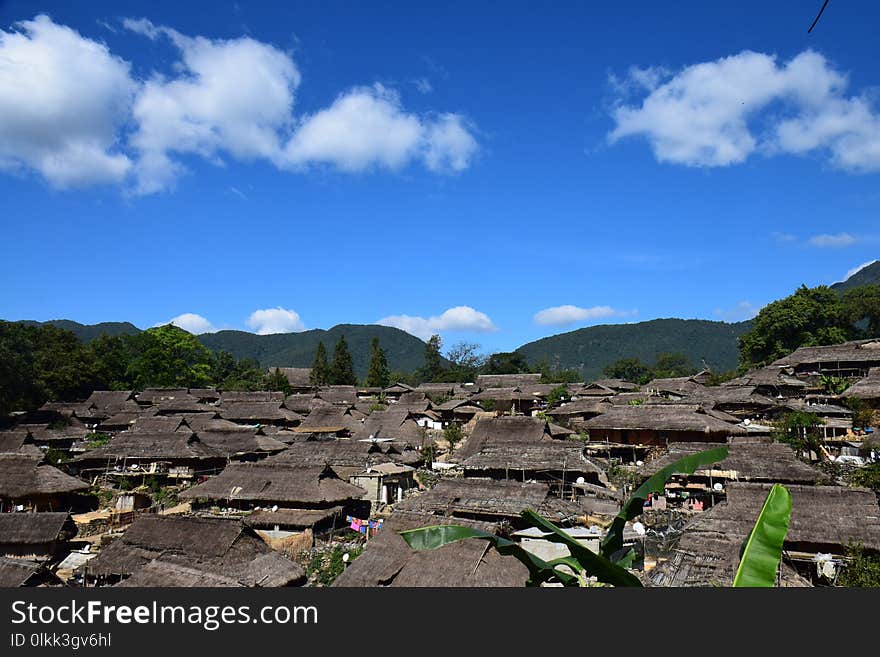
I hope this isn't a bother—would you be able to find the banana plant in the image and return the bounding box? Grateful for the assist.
[732,483,792,587]
[399,445,730,587]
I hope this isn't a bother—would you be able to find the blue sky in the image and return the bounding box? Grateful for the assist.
[2,1,879,355]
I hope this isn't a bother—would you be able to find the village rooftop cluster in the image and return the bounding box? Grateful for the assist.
[2,338,880,588]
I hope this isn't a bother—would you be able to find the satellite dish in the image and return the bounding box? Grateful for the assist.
[342,553,350,563]
[271,505,278,512]
[744,419,751,426]
[713,483,723,491]
[575,476,585,484]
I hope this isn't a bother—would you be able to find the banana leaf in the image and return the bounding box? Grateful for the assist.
[732,483,792,587]
[600,445,729,557]
[399,523,578,586]
[520,509,643,587]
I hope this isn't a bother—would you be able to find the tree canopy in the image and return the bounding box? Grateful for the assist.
[329,335,357,386]
[366,337,391,388]
[310,341,329,386]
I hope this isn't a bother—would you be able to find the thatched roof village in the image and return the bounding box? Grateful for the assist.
[1,338,879,587]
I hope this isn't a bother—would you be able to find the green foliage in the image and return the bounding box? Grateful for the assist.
[417,334,444,382]
[264,367,293,395]
[365,338,391,388]
[838,543,880,587]
[602,352,696,384]
[602,357,652,383]
[738,285,848,370]
[820,375,850,395]
[310,342,329,386]
[400,446,730,587]
[651,352,698,379]
[771,411,824,460]
[443,422,464,455]
[86,432,111,448]
[307,545,364,586]
[328,336,357,386]
[847,463,880,491]
[125,324,214,389]
[845,397,876,430]
[480,351,530,375]
[44,448,68,466]
[439,342,485,383]
[705,369,738,386]
[733,484,792,587]
[840,284,880,338]
[546,384,569,407]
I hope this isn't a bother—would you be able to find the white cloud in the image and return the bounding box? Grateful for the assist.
[843,259,879,280]
[608,49,880,172]
[808,233,857,248]
[158,313,216,334]
[0,15,135,188]
[282,84,477,173]
[377,306,497,340]
[714,301,760,322]
[0,14,479,193]
[246,307,305,335]
[533,305,634,327]
[413,77,433,94]
[126,18,301,194]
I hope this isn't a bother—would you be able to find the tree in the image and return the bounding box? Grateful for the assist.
[838,543,880,587]
[546,384,569,407]
[443,422,464,455]
[310,341,329,386]
[845,397,876,430]
[125,324,214,389]
[265,367,293,395]
[366,337,391,388]
[329,336,357,386]
[418,334,444,382]
[481,351,530,375]
[651,352,697,379]
[602,357,652,384]
[841,284,880,338]
[771,410,824,462]
[441,341,485,382]
[738,285,847,370]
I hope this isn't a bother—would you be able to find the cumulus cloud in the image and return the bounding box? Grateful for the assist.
[808,233,858,248]
[608,49,880,172]
[158,313,216,334]
[282,84,477,173]
[0,15,135,188]
[246,307,305,335]
[377,306,496,340]
[714,301,760,323]
[533,305,634,327]
[0,14,479,193]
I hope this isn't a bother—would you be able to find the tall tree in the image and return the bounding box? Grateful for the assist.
[265,367,293,395]
[310,341,329,386]
[125,324,214,389]
[602,357,652,383]
[738,285,847,370]
[329,336,357,385]
[419,334,444,382]
[366,337,390,388]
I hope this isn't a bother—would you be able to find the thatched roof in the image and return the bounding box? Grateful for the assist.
[841,367,880,400]
[220,391,285,403]
[284,394,317,414]
[116,559,243,587]
[180,415,241,433]
[547,399,613,418]
[772,339,880,369]
[84,391,135,412]
[218,401,302,424]
[351,409,424,443]
[294,406,356,433]
[332,511,530,587]
[454,416,552,461]
[639,441,827,484]
[476,373,542,389]
[592,379,638,392]
[82,515,305,586]
[274,440,417,471]
[128,415,188,433]
[0,430,32,454]
[71,433,222,463]
[136,388,193,405]
[649,482,880,587]
[0,512,77,545]
[723,366,805,389]
[244,507,343,530]
[687,385,779,408]
[316,386,359,406]
[188,388,221,401]
[460,442,602,478]
[179,463,365,506]
[268,367,313,388]
[195,431,288,458]
[0,557,61,587]
[645,377,706,396]
[584,404,747,435]
[0,455,89,498]
[395,478,592,523]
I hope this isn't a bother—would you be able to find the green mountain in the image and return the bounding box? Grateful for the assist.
[16,319,142,342]
[514,318,752,381]
[198,324,429,378]
[832,260,880,293]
